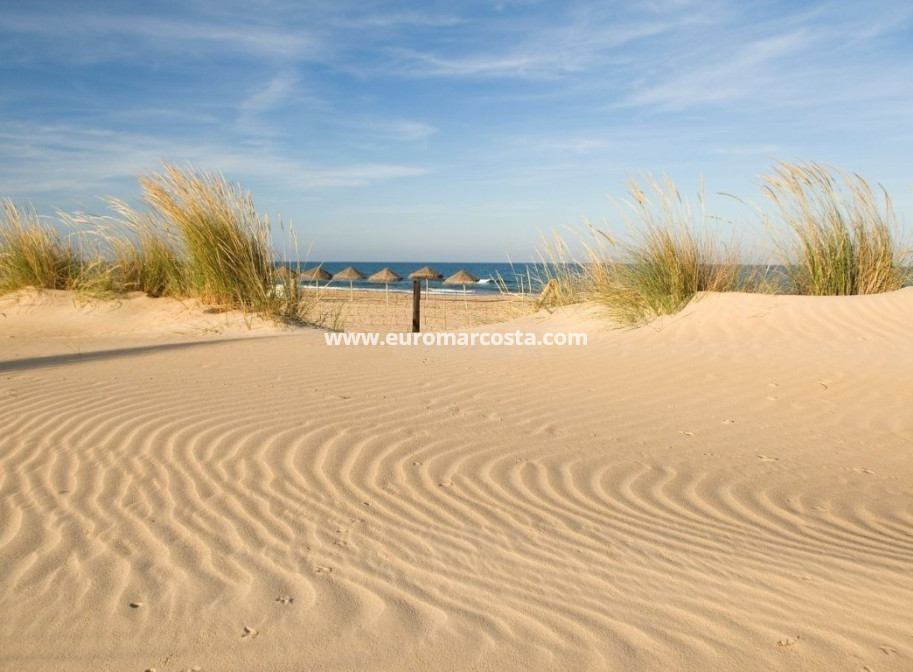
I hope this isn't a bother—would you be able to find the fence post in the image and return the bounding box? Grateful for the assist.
[412,279,421,333]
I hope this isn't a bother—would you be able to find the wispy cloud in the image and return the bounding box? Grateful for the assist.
[622,29,813,110]
[2,15,316,65]
[382,10,676,80]
[0,121,428,208]
[621,2,913,115]
[235,74,304,141]
[351,119,438,143]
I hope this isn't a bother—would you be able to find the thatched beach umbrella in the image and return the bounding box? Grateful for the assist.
[408,265,443,297]
[333,265,366,300]
[444,269,480,308]
[300,266,331,296]
[368,267,402,305]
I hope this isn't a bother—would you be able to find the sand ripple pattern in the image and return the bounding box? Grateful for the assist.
[2,316,913,671]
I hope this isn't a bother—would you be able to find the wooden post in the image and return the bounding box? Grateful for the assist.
[412,279,421,333]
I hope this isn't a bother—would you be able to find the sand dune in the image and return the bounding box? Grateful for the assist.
[2,289,912,671]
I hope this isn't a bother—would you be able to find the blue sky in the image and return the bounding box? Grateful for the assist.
[2,0,912,261]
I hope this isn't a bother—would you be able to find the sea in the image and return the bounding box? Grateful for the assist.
[275,262,839,296]
[276,261,550,296]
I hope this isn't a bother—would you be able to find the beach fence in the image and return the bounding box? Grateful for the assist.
[300,284,523,333]
[296,264,534,333]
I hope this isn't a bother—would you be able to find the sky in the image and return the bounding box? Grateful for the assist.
[2,0,912,262]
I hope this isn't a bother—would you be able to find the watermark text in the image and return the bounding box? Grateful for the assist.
[324,331,587,347]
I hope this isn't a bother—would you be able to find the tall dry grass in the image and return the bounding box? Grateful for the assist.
[0,200,81,293]
[524,231,591,308]
[135,164,276,310]
[115,165,313,321]
[5,160,909,326]
[103,199,186,298]
[530,176,747,326]
[594,177,746,325]
[763,161,910,295]
[1,166,313,323]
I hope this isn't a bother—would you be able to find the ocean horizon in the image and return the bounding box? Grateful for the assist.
[275,261,808,296]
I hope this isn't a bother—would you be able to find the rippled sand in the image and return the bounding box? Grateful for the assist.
[2,288,912,671]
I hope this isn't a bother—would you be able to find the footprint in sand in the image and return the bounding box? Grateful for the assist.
[275,596,294,605]
[756,455,779,462]
[776,635,800,647]
[315,565,333,574]
[129,601,144,609]
[241,626,258,639]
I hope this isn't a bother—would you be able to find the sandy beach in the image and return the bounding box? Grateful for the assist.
[2,287,913,671]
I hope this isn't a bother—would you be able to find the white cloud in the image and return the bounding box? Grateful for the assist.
[0,121,429,208]
[1,8,323,63]
[347,119,438,143]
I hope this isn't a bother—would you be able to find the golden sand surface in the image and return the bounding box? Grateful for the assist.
[2,287,913,671]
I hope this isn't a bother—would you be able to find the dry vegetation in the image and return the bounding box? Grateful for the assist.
[2,160,909,328]
[0,200,81,293]
[525,161,909,325]
[762,161,910,296]
[1,165,311,322]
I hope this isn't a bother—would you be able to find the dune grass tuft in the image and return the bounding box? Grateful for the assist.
[0,199,81,293]
[113,164,313,321]
[104,199,186,298]
[2,166,314,323]
[136,165,275,309]
[590,176,747,325]
[525,176,751,325]
[762,160,910,295]
[526,230,591,308]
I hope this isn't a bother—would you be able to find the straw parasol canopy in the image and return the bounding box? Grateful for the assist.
[444,269,480,308]
[408,265,444,281]
[300,266,331,282]
[368,267,402,305]
[300,266,331,296]
[444,269,479,286]
[333,265,366,299]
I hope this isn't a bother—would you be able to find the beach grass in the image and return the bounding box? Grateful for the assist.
[1,166,314,323]
[522,230,591,309]
[103,198,186,298]
[531,176,747,326]
[136,165,276,310]
[592,176,746,325]
[4,160,910,326]
[762,160,911,295]
[0,199,82,293]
